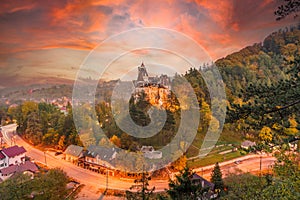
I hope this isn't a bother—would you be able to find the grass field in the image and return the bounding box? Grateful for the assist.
[187,151,242,168]
[186,128,243,159]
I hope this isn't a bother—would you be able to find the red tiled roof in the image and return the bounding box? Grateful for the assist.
[0,161,38,176]
[2,145,26,158]
[0,152,5,160]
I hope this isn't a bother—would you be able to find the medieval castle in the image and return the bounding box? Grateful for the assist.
[132,63,171,106]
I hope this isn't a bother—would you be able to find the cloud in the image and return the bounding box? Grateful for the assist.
[0,0,296,87]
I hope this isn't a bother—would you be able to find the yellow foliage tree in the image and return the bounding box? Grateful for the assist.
[259,126,273,143]
[284,117,299,135]
[172,156,187,171]
[110,135,121,147]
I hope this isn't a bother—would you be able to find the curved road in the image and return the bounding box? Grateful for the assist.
[1,124,276,199]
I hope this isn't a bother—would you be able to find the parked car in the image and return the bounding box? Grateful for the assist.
[234,160,242,165]
[55,152,62,156]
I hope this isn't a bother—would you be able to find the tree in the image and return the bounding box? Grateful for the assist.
[221,150,300,200]
[167,166,208,200]
[110,135,121,147]
[211,162,224,194]
[0,168,69,200]
[275,0,300,20]
[126,170,155,200]
[58,135,66,150]
[170,152,187,171]
[227,56,300,130]
[221,173,265,200]
[39,168,69,200]
[259,126,273,143]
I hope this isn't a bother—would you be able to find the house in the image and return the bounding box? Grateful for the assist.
[0,151,6,169]
[140,146,162,159]
[84,145,117,169]
[0,145,26,168]
[60,106,68,115]
[64,145,83,163]
[191,173,214,190]
[191,173,216,199]
[0,131,3,148]
[0,160,38,181]
[241,140,256,149]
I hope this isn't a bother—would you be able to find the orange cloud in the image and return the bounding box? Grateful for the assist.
[194,0,234,30]
[0,0,296,87]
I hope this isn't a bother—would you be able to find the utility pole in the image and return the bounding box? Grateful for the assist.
[44,151,47,166]
[106,168,108,191]
[259,155,262,176]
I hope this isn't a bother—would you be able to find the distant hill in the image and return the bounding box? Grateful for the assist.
[0,80,118,105]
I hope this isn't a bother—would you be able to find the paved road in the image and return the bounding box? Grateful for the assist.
[1,124,276,200]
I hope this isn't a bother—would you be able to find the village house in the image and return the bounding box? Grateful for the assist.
[0,131,3,148]
[0,145,38,182]
[241,140,256,150]
[84,145,117,170]
[0,151,6,169]
[191,173,217,199]
[140,146,162,159]
[64,145,83,163]
[0,145,26,168]
[0,161,38,181]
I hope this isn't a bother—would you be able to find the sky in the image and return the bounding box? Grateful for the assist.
[0,0,296,88]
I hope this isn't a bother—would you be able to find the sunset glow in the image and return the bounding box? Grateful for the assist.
[0,0,296,87]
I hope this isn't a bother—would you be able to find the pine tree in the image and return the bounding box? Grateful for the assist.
[211,162,224,193]
[167,166,208,200]
[126,170,155,200]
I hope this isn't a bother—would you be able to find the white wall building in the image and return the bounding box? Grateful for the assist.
[0,145,26,169]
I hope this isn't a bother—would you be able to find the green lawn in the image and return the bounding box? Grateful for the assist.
[187,151,242,168]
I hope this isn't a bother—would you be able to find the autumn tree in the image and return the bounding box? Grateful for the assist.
[259,126,273,143]
[170,154,187,172]
[110,135,121,147]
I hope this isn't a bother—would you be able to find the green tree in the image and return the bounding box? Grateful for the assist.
[275,0,300,20]
[211,162,224,194]
[126,171,155,200]
[167,166,208,200]
[0,168,69,200]
[221,173,264,200]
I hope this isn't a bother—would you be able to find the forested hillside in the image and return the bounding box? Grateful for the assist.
[216,25,300,98]
[1,26,299,156]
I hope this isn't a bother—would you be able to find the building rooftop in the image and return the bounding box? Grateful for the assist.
[64,145,83,157]
[241,140,256,147]
[0,152,5,160]
[86,145,117,161]
[0,161,38,176]
[2,145,26,158]
[191,173,214,189]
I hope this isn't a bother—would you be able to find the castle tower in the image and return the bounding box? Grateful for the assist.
[137,62,149,86]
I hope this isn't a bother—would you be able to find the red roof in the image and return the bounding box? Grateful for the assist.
[0,161,38,176]
[0,152,5,160]
[2,145,26,158]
